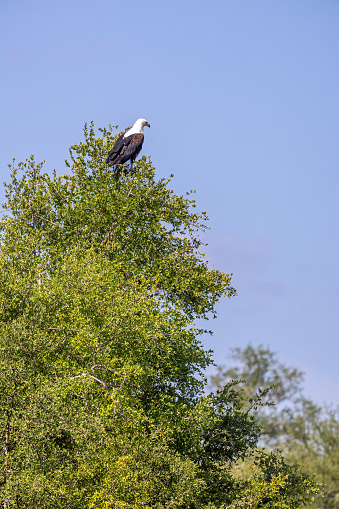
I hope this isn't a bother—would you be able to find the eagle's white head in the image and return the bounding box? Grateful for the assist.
[124,118,150,137]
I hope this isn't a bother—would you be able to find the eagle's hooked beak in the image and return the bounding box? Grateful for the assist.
[145,121,150,128]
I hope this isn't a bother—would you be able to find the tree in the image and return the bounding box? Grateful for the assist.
[0,123,320,508]
[278,400,339,509]
[211,344,339,509]
[210,344,304,407]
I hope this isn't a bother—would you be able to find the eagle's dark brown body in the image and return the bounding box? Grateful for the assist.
[106,132,144,167]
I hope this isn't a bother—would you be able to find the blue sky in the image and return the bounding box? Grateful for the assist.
[1,0,338,404]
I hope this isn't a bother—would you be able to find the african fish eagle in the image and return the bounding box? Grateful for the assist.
[106,118,150,171]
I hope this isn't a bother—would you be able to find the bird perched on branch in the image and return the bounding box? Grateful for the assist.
[106,118,150,171]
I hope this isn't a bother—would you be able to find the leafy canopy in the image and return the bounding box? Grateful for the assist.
[0,123,320,508]
[211,344,339,508]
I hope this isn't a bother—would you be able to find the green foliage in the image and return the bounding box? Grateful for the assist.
[281,402,339,509]
[211,344,339,508]
[229,451,321,509]
[210,344,304,408]
[0,123,320,508]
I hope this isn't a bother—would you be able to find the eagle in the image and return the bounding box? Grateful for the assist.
[106,118,150,171]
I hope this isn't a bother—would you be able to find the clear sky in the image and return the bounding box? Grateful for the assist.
[1,0,338,404]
